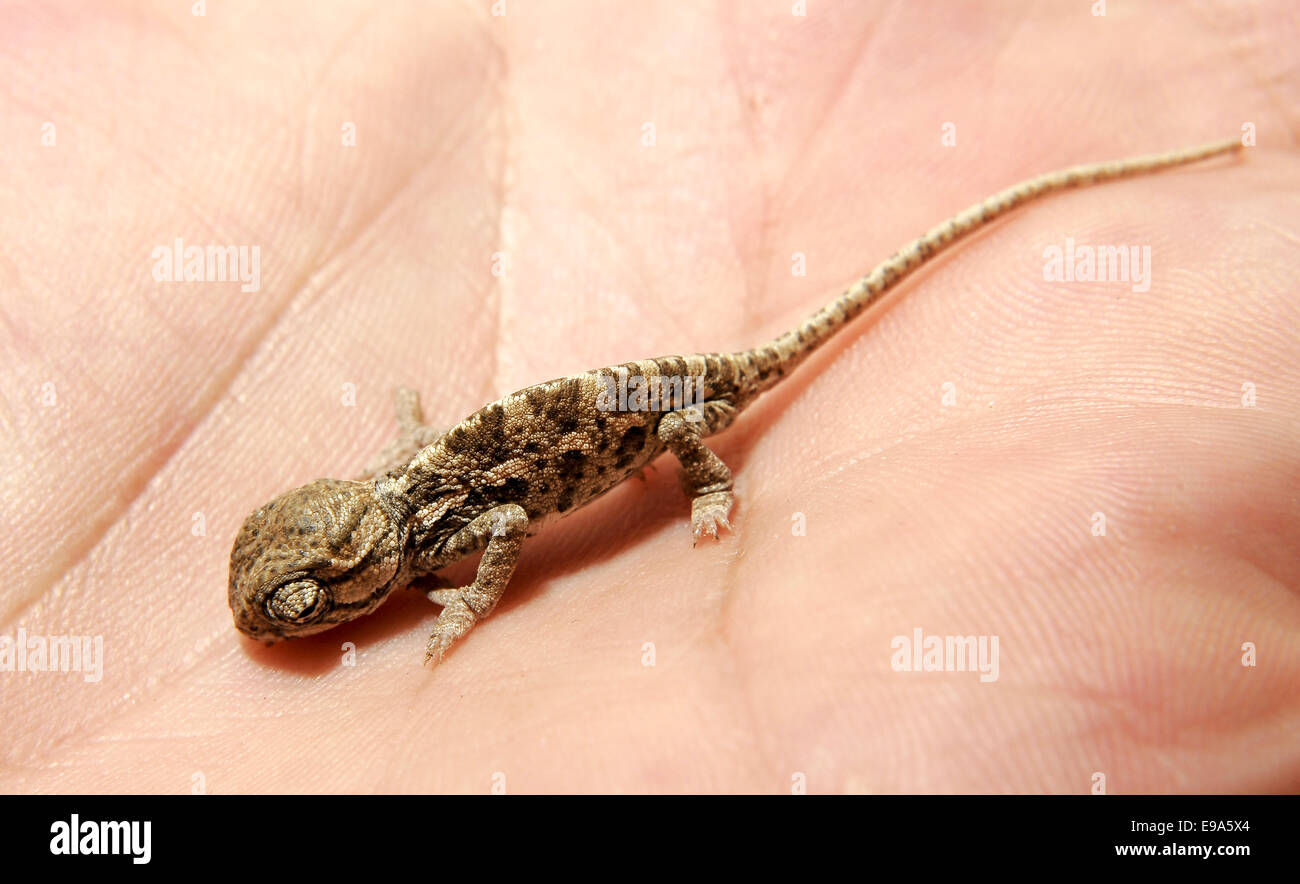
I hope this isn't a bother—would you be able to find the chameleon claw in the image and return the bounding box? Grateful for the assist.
[426,587,460,606]
[690,491,733,545]
[690,516,729,545]
[424,633,453,666]
[422,589,478,664]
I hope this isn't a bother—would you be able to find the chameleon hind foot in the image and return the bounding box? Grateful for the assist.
[691,490,734,544]
[361,386,444,479]
[657,408,735,546]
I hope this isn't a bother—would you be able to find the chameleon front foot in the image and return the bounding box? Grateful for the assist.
[424,588,478,665]
[691,490,734,545]
[419,504,528,665]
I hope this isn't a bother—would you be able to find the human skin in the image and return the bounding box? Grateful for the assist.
[1,1,1297,793]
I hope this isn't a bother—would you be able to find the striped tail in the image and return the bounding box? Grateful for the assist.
[734,136,1244,393]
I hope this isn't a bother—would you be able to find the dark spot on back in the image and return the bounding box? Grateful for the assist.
[617,425,646,454]
[462,487,488,511]
[556,487,575,513]
[525,388,548,412]
[555,410,579,434]
[482,404,505,436]
[558,449,586,479]
[614,424,652,468]
[443,426,472,455]
[498,476,529,502]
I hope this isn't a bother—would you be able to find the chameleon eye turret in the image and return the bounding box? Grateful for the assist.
[266,581,328,626]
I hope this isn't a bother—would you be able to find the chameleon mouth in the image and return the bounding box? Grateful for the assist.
[233,615,288,644]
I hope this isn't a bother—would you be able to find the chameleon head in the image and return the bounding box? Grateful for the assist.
[228,478,405,644]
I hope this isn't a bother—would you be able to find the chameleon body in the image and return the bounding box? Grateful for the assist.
[228,137,1243,663]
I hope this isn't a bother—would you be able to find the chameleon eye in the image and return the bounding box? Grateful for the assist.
[267,580,328,624]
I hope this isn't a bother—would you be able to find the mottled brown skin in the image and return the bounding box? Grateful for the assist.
[229,355,758,660]
[229,137,1244,664]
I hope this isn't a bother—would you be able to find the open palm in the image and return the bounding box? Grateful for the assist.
[2,0,1297,792]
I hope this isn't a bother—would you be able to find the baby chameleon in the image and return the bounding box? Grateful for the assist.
[229,137,1243,664]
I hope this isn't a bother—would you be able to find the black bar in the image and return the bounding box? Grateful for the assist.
[0,795,1284,870]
